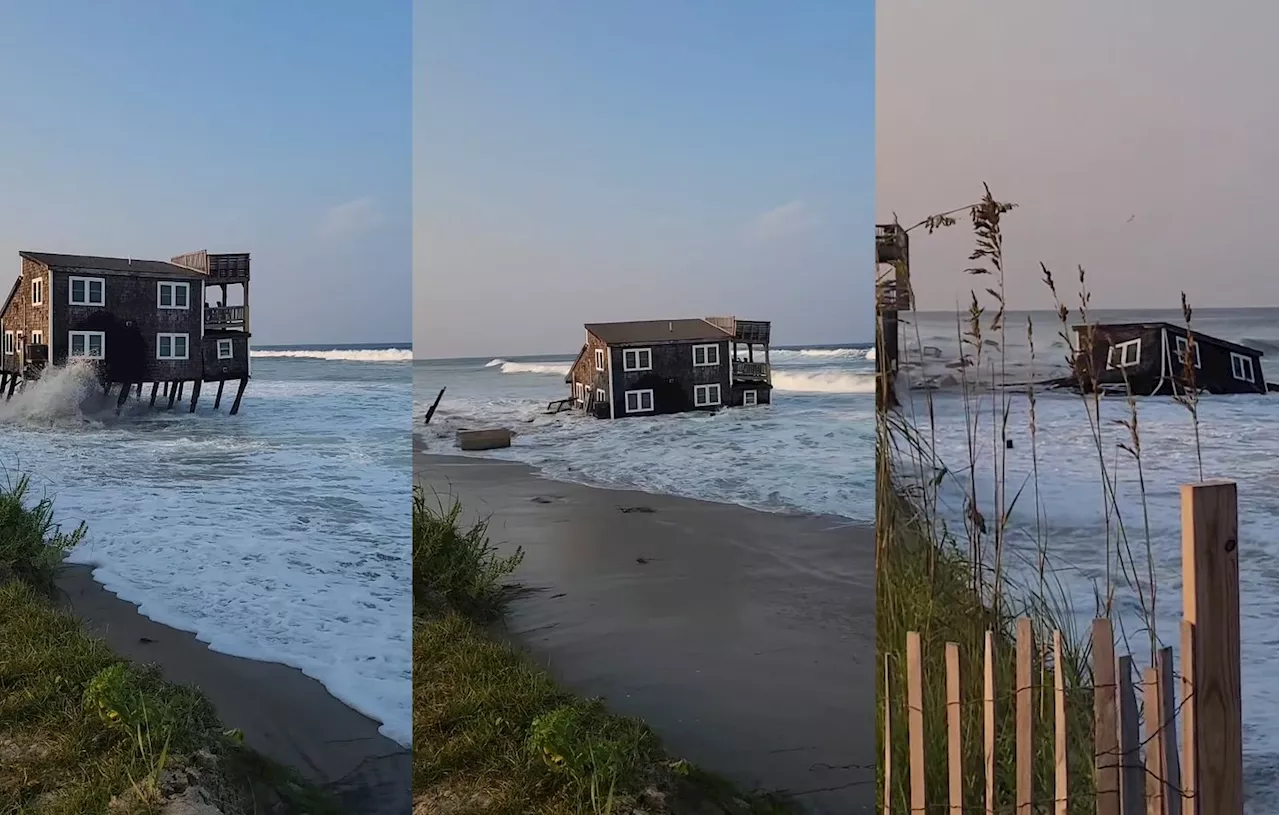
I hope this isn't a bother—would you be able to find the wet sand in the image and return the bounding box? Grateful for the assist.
[56,564,411,814]
[416,448,876,814]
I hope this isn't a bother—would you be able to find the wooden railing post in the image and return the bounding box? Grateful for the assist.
[1180,481,1243,815]
[1092,618,1121,815]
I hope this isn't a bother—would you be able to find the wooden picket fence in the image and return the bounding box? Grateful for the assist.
[881,481,1244,815]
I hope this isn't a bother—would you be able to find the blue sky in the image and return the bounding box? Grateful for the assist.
[415,1,875,358]
[0,2,411,345]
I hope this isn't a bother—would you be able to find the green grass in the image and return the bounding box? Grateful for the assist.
[0,476,340,815]
[412,485,798,814]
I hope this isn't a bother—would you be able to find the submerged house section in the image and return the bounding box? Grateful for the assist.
[0,250,253,412]
[564,316,773,419]
[1071,322,1268,396]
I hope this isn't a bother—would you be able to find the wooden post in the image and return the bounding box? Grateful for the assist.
[188,380,202,413]
[115,382,130,414]
[167,382,178,409]
[214,379,226,409]
[1053,630,1068,815]
[883,656,892,815]
[984,630,996,815]
[149,381,159,407]
[906,631,925,815]
[176,381,185,401]
[425,386,446,425]
[136,382,143,396]
[1143,666,1166,815]
[1118,655,1144,815]
[945,642,962,815]
[1180,481,1242,815]
[7,373,17,399]
[1155,648,1182,812]
[1015,618,1033,815]
[1093,618,1121,815]
[1180,621,1197,815]
[229,376,248,415]
[0,372,8,400]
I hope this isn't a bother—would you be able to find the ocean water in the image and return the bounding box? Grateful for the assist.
[0,343,414,746]
[893,308,1278,804]
[413,345,877,522]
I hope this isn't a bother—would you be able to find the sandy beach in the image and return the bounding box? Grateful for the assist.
[416,446,876,814]
[56,564,412,815]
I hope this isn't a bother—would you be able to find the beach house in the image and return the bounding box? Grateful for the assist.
[1071,322,1269,395]
[564,316,773,419]
[0,250,253,412]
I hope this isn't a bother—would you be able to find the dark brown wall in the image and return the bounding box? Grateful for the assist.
[51,272,204,382]
[609,339,731,417]
[201,334,250,380]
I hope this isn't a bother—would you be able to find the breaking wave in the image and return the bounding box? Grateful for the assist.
[771,370,876,394]
[0,360,103,424]
[487,359,573,376]
[769,347,871,361]
[251,348,411,363]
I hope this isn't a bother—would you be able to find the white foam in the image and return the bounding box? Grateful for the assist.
[772,370,876,394]
[770,347,871,360]
[494,360,572,376]
[252,348,411,363]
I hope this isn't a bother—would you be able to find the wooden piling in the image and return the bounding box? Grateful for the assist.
[425,386,447,424]
[149,381,159,407]
[1180,481,1243,815]
[214,379,226,409]
[167,382,178,409]
[115,382,130,414]
[229,376,248,415]
[7,373,17,399]
[188,380,202,413]
[0,372,8,400]
[136,382,143,396]
[176,381,185,401]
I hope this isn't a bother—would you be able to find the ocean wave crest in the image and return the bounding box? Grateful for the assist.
[251,348,412,363]
[488,359,572,376]
[770,347,871,360]
[771,370,876,394]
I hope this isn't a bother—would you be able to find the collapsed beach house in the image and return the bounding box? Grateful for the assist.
[1069,322,1269,396]
[0,250,253,412]
[560,316,773,419]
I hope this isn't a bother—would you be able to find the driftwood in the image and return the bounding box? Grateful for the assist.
[424,387,446,425]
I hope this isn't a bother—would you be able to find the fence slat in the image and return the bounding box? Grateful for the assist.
[1180,481,1243,815]
[1118,655,1144,815]
[1180,620,1197,815]
[946,642,962,815]
[1144,665,1166,815]
[884,655,892,815]
[984,630,996,815]
[906,631,925,815]
[1053,630,1068,815]
[1093,619,1121,815]
[1156,647,1182,812]
[1016,617,1033,815]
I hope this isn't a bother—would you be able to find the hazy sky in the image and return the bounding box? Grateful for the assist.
[415,1,874,359]
[878,0,1278,313]
[0,3,410,346]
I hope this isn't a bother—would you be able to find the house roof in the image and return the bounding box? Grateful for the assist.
[19,251,207,280]
[585,318,733,346]
[0,276,19,319]
[1073,322,1264,358]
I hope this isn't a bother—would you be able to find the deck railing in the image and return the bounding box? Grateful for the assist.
[733,361,770,380]
[205,305,246,327]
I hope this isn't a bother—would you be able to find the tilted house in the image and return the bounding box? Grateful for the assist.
[0,250,252,411]
[565,316,773,419]
[1071,322,1268,396]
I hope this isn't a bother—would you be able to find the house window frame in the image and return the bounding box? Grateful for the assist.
[1230,351,1256,383]
[694,383,722,407]
[157,332,190,361]
[216,338,234,359]
[69,330,106,359]
[743,389,758,406]
[622,347,652,372]
[692,343,720,367]
[1173,334,1201,369]
[624,388,654,414]
[594,348,606,371]
[596,388,607,404]
[158,281,191,310]
[30,330,43,348]
[1107,338,1141,369]
[2,331,14,355]
[68,276,106,307]
[30,277,44,306]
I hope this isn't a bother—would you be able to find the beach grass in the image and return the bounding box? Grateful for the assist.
[412,485,799,815]
[875,185,1202,811]
[0,477,339,815]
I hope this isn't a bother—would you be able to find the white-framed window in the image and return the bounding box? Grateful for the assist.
[743,389,758,406]
[30,331,43,347]
[69,330,105,359]
[157,333,190,360]
[30,277,44,306]
[622,347,652,372]
[594,348,606,371]
[574,382,584,403]
[1230,351,1255,383]
[1107,338,1141,369]
[158,281,191,309]
[69,276,106,306]
[596,388,607,404]
[1173,334,1201,369]
[2,331,14,355]
[624,389,654,413]
[692,343,720,367]
[694,383,721,407]
[217,338,234,359]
